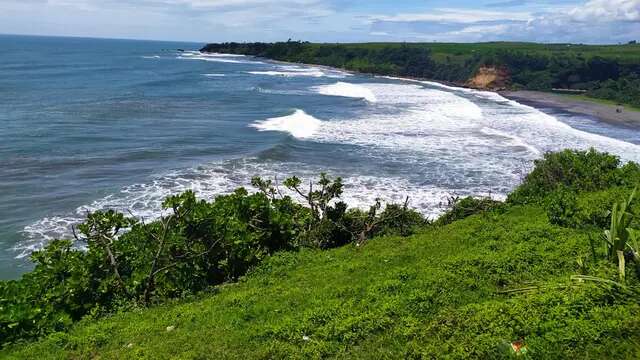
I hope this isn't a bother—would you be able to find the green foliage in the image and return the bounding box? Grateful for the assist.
[435,196,503,226]
[1,175,421,347]
[4,205,640,359]
[545,186,640,230]
[201,41,640,106]
[4,150,640,357]
[589,76,640,108]
[546,186,579,227]
[602,188,640,282]
[508,149,640,204]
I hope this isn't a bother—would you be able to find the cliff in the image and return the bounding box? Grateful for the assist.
[466,65,510,90]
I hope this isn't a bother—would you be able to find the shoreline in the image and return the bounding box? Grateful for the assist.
[500,90,640,129]
[208,51,640,129]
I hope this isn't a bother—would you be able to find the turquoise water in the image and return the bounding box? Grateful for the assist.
[2,35,640,279]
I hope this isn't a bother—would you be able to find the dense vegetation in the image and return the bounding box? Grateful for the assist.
[0,174,424,347]
[3,149,640,358]
[201,41,640,107]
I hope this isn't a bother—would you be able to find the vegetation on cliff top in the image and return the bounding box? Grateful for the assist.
[200,41,640,107]
[2,149,640,358]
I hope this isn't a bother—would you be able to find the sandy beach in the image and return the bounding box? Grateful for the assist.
[501,90,640,128]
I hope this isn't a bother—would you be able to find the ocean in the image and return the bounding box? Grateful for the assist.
[2,35,640,279]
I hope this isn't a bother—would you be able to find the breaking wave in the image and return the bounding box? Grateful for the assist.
[312,82,377,102]
[246,65,350,78]
[251,109,322,139]
[19,77,640,258]
[177,51,264,64]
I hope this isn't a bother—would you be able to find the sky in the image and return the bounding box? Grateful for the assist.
[1,0,639,44]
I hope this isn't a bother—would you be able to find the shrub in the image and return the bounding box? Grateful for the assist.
[509,149,640,204]
[1,175,423,346]
[435,196,502,226]
[545,187,640,229]
[546,186,579,227]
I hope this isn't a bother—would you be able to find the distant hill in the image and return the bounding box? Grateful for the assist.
[201,41,640,107]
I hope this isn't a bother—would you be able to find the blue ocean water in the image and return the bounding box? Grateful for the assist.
[2,35,640,279]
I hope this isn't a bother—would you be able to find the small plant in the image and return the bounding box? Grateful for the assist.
[435,196,501,226]
[602,187,639,282]
[545,186,578,227]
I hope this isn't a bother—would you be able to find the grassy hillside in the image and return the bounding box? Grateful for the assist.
[4,150,640,359]
[201,41,640,107]
[0,151,640,359]
[4,205,640,359]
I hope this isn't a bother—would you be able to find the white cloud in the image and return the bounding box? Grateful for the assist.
[367,0,640,43]
[371,8,532,24]
[1,0,639,43]
[569,0,640,22]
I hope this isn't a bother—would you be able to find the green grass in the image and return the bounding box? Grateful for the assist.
[5,205,639,359]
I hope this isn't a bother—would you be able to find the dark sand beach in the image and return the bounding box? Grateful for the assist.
[502,90,640,128]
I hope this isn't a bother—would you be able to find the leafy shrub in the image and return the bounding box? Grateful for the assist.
[546,186,579,227]
[435,196,502,226]
[509,149,640,204]
[0,175,422,346]
[545,187,640,229]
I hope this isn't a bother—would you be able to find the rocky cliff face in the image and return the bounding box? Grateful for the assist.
[466,66,510,90]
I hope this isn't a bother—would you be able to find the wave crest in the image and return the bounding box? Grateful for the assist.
[251,110,322,139]
[313,82,377,102]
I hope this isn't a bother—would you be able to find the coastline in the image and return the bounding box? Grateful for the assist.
[205,51,640,129]
[500,90,640,129]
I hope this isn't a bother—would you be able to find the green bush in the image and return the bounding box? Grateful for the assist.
[1,175,422,347]
[435,196,502,226]
[546,186,579,227]
[509,149,640,204]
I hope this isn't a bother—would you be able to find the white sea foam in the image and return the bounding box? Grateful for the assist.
[312,82,377,102]
[20,160,484,257]
[193,52,247,58]
[203,73,225,77]
[177,51,264,64]
[19,77,640,257]
[377,77,640,163]
[246,70,325,77]
[142,55,161,59]
[246,65,349,79]
[251,110,322,138]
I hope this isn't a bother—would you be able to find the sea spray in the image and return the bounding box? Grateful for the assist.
[251,110,322,138]
[312,82,377,102]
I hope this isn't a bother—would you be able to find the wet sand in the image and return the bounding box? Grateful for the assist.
[501,91,640,128]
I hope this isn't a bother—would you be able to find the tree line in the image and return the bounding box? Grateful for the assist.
[201,41,640,107]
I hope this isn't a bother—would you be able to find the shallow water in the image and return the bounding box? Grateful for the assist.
[2,35,640,279]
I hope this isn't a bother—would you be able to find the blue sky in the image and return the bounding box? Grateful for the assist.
[1,0,639,44]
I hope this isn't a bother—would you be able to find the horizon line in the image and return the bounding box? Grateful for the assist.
[0,32,634,47]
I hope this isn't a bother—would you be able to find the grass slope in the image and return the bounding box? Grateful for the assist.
[5,205,639,359]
